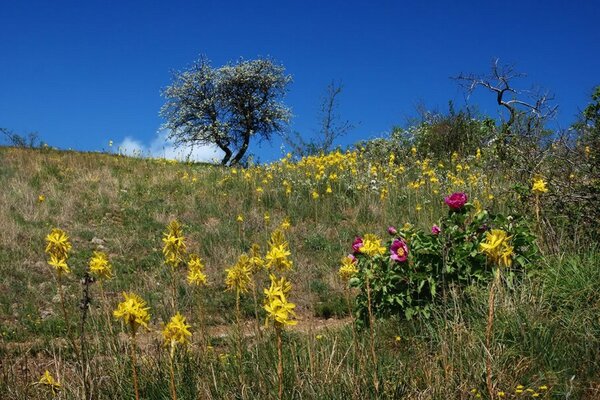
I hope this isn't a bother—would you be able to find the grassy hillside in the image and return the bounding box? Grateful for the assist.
[0,146,599,399]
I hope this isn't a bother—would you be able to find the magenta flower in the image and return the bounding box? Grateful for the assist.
[352,237,363,254]
[444,192,468,210]
[387,226,398,235]
[431,225,441,235]
[390,239,408,262]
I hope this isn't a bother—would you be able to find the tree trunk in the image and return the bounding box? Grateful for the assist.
[231,131,251,165]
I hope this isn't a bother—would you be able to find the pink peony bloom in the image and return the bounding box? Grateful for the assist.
[387,226,398,235]
[352,237,363,253]
[431,225,441,235]
[444,192,468,210]
[390,239,409,262]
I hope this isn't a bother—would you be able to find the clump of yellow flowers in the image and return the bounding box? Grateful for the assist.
[163,312,192,352]
[37,370,61,396]
[45,228,72,274]
[264,274,296,327]
[89,251,113,281]
[265,229,293,272]
[162,220,187,269]
[113,292,151,334]
[187,254,207,286]
[359,234,386,257]
[532,177,549,194]
[338,255,358,282]
[479,229,513,268]
[225,254,252,294]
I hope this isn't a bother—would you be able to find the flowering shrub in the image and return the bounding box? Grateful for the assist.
[349,193,538,323]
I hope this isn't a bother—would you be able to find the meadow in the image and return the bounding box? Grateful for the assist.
[0,144,598,399]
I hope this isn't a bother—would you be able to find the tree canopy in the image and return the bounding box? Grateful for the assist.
[160,57,292,165]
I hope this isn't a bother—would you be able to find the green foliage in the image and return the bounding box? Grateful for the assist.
[351,196,538,324]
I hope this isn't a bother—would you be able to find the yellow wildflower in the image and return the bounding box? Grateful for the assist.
[532,177,549,194]
[89,251,113,280]
[38,370,61,395]
[236,214,244,223]
[225,255,252,293]
[45,228,71,260]
[162,220,186,269]
[360,234,386,257]
[38,194,45,203]
[264,275,297,327]
[187,254,207,286]
[113,292,151,333]
[338,255,358,282]
[312,190,319,200]
[162,312,192,349]
[480,229,513,267]
[48,254,70,275]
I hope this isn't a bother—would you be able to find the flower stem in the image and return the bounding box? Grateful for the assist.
[276,326,283,400]
[365,275,379,395]
[485,269,500,400]
[130,331,140,400]
[169,350,178,400]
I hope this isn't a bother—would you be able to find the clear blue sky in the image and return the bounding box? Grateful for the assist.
[1,0,599,162]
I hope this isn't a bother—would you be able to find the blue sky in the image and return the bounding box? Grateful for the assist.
[1,0,599,162]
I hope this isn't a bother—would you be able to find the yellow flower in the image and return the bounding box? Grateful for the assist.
[236,214,244,223]
[360,234,386,257]
[338,255,358,282]
[48,254,70,275]
[479,229,513,268]
[162,312,192,349]
[187,254,207,286]
[89,251,113,280]
[265,230,293,272]
[113,292,151,334]
[280,218,291,230]
[264,275,297,327]
[38,370,61,395]
[264,212,270,223]
[312,190,319,200]
[162,220,186,269]
[532,177,549,194]
[248,243,265,273]
[45,228,72,260]
[225,255,252,293]
[38,194,45,203]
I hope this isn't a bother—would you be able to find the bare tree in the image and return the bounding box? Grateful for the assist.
[454,58,557,128]
[285,80,354,157]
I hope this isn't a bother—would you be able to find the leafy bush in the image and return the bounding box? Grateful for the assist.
[349,193,538,324]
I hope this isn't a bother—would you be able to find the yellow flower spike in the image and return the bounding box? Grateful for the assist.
[248,243,265,274]
[38,194,45,203]
[311,190,319,200]
[162,312,192,349]
[162,220,187,269]
[187,254,207,286]
[338,255,358,282]
[264,274,297,327]
[45,228,72,260]
[38,370,61,395]
[360,234,386,257]
[48,254,70,275]
[225,254,252,293]
[532,177,549,194]
[479,229,513,267]
[236,214,244,223]
[113,292,151,334]
[89,251,113,280]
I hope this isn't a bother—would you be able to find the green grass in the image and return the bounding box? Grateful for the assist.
[0,146,599,399]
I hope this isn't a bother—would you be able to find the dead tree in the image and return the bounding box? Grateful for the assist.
[454,58,557,128]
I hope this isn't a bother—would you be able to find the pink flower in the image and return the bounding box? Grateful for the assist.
[431,225,441,235]
[352,237,363,254]
[390,239,408,262]
[444,192,468,210]
[387,226,398,235]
